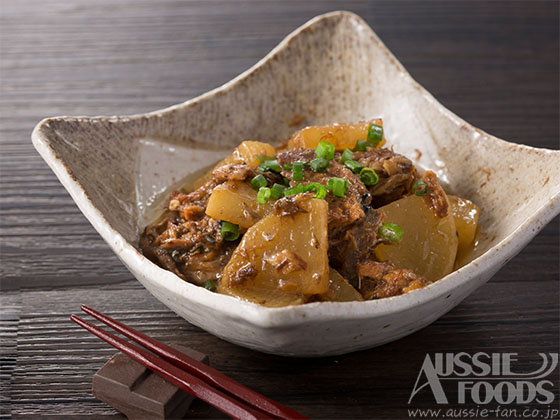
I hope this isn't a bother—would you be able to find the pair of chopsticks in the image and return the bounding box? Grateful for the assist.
[71,305,307,420]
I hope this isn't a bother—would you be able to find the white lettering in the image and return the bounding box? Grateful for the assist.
[470,382,493,404]
[502,353,517,375]
[535,380,555,404]
[471,352,491,376]
[408,352,558,406]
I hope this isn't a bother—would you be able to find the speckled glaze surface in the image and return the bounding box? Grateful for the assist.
[32,11,560,356]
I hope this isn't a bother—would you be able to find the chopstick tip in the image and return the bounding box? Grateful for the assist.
[70,314,87,326]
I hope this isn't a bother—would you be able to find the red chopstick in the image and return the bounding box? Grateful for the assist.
[73,305,308,420]
[71,314,269,420]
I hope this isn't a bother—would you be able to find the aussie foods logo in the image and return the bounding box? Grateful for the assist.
[408,352,558,405]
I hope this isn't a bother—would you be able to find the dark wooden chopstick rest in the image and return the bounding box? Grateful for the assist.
[93,345,208,420]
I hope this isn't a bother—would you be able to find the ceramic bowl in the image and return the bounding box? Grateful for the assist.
[32,11,560,357]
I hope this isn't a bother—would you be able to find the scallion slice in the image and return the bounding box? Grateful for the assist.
[292,161,304,181]
[304,183,327,199]
[220,221,240,241]
[257,187,271,204]
[378,222,404,242]
[203,280,217,292]
[284,183,304,196]
[326,177,349,198]
[367,123,383,146]
[270,183,286,199]
[360,167,379,186]
[341,148,353,163]
[258,159,282,173]
[315,141,335,160]
[353,140,371,152]
[344,159,363,174]
[283,163,293,171]
[310,157,329,172]
[250,174,267,190]
[413,179,428,196]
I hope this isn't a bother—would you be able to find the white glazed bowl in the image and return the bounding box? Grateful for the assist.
[32,11,560,357]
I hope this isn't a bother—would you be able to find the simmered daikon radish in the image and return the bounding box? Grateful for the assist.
[219,196,329,304]
[288,119,386,151]
[448,195,480,253]
[320,269,364,302]
[375,195,458,282]
[206,181,271,228]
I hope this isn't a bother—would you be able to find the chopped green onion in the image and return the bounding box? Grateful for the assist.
[367,123,383,146]
[271,183,286,199]
[326,177,349,198]
[284,183,304,196]
[292,161,304,181]
[341,148,354,163]
[304,183,327,199]
[220,221,240,241]
[256,155,275,163]
[257,187,271,204]
[310,157,329,172]
[258,159,282,173]
[353,140,371,152]
[250,174,267,190]
[413,179,428,196]
[360,167,379,186]
[378,222,404,242]
[283,163,293,171]
[344,159,363,174]
[315,141,335,160]
[283,177,291,186]
[203,280,217,292]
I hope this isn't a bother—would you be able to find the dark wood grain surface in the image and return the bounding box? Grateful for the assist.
[1,1,558,419]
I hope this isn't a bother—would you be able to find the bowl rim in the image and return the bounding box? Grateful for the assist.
[31,10,560,328]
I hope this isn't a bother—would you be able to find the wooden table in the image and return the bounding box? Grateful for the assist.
[1,1,558,419]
